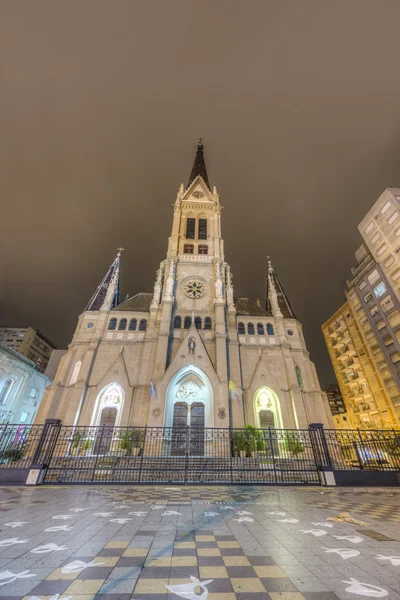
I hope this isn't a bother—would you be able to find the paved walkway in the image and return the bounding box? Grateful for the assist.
[0,485,399,599]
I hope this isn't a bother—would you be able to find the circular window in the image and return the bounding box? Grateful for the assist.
[193,191,204,199]
[287,330,293,336]
[183,279,206,299]
[87,322,94,329]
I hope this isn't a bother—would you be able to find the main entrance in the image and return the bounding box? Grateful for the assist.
[165,366,213,458]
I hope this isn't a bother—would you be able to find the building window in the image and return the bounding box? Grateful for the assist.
[69,360,82,385]
[198,218,207,240]
[364,292,372,303]
[295,366,304,390]
[139,319,147,331]
[198,245,208,255]
[118,318,127,330]
[0,379,13,405]
[288,330,293,336]
[30,387,38,398]
[204,317,212,330]
[247,323,255,335]
[257,323,264,335]
[195,316,202,329]
[20,412,28,423]
[129,318,137,331]
[174,316,182,329]
[267,323,274,335]
[184,244,194,254]
[238,322,245,335]
[374,282,387,298]
[370,305,379,317]
[108,318,117,330]
[186,218,196,239]
[184,316,191,329]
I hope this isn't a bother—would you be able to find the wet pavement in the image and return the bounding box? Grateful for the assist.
[0,485,398,599]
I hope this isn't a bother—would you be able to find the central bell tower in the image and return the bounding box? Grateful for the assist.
[149,141,236,413]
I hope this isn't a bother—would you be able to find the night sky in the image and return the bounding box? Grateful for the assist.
[2,1,400,385]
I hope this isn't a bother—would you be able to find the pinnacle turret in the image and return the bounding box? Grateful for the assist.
[266,257,296,319]
[85,249,122,311]
[187,138,210,190]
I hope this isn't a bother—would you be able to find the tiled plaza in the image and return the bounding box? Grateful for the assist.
[0,485,399,599]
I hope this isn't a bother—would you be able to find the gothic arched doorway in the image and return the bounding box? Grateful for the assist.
[253,387,282,430]
[91,383,124,454]
[165,366,213,456]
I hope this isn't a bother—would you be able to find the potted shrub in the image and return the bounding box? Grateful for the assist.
[1,445,25,463]
[232,431,247,459]
[282,433,304,457]
[118,429,142,456]
[71,431,85,455]
[82,438,92,456]
[244,425,266,457]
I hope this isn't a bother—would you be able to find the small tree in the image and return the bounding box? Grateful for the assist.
[282,433,304,456]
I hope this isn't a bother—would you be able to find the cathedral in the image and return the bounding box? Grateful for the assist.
[36,142,332,432]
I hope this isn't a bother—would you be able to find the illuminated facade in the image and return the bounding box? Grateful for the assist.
[36,142,332,431]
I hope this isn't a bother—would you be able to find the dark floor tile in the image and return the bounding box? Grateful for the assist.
[219,547,245,556]
[139,567,171,578]
[169,566,199,579]
[78,566,114,579]
[262,577,299,592]
[29,580,72,595]
[196,541,218,548]
[139,530,157,535]
[215,535,236,541]
[94,595,132,600]
[235,593,271,600]
[248,556,276,566]
[173,548,197,556]
[226,566,258,578]
[117,557,146,567]
[207,578,234,592]
[197,556,225,566]
[98,548,125,557]
[131,595,167,600]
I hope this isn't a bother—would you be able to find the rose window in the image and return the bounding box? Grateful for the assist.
[183,279,205,299]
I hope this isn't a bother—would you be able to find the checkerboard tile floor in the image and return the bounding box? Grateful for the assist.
[0,485,396,599]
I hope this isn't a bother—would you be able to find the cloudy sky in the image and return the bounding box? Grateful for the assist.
[1,1,400,384]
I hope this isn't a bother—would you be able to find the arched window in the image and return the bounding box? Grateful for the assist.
[69,360,82,385]
[198,218,207,240]
[247,323,255,335]
[204,317,212,330]
[195,316,202,329]
[238,322,245,335]
[295,366,304,390]
[184,316,191,329]
[198,245,208,255]
[186,218,195,239]
[174,315,182,329]
[257,323,264,335]
[267,323,274,335]
[139,319,147,331]
[129,318,137,331]
[0,378,13,405]
[108,318,117,330]
[184,244,194,254]
[118,318,127,330]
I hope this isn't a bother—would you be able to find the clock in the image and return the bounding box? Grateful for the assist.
[183,279,206,299]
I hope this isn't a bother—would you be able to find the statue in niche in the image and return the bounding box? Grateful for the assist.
[151,265,164,308]
[215,262,223,302]
[188,337,196,355]
[164,261,175,300]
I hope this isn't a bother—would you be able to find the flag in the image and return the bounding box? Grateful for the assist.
[229,380,241,400]
[150,379,157,398]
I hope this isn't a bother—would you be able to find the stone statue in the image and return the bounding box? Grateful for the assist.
[164,260,176,300]
[150,265,163,308]
[226,266,234,308]
[215,262,224,303]
[188,337,196,354]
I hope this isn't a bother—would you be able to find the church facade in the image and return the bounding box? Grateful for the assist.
[36,142,332,432]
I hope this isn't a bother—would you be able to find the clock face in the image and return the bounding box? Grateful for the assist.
[183,279,206,299]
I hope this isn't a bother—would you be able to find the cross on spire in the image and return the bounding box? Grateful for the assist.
[117,247,124,257]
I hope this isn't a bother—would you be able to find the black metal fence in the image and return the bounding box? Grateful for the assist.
[0,422,399,486]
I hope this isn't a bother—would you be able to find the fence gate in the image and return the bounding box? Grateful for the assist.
[42,426,321,485]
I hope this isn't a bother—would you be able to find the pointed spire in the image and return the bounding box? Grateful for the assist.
[187,138,210,190]
[265,257,297,319]
[85,249,122,311]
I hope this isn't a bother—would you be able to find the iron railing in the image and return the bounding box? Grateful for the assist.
[0,423,399,485]
[325,428,400,471]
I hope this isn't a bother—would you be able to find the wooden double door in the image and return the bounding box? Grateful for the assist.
[171,402,205,456]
